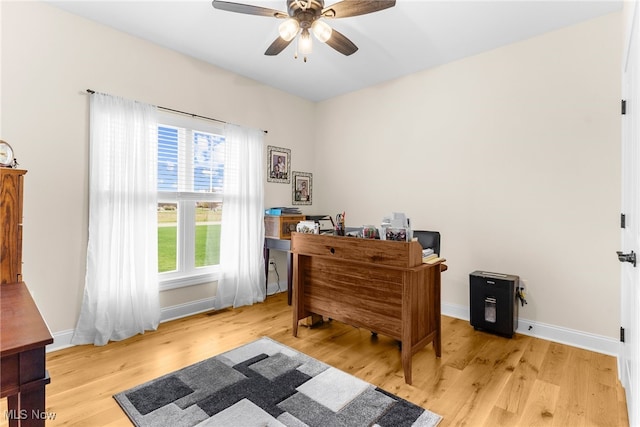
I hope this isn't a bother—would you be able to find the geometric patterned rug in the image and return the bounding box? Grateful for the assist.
[114,337,442,426]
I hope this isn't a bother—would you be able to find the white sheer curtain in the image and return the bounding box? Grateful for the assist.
[214,124,266,309]
[72,93,161,346]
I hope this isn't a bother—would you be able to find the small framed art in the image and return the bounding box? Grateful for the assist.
[292,171,312,205]
[267,145,291,183]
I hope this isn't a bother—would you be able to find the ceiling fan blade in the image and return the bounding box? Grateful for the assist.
[325,28,358,56]
[212,1,288,18]
[265,36,294,56]
[322,0,395,18]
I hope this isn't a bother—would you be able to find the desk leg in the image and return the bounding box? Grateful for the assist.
[7,394,19,427]
[402,346,412,385]
[263,245,269,298]
[18,375,51,427]
[15,348,50,427]
[434,267,442,357]
[292,253,299,337]
[287,251,293,306]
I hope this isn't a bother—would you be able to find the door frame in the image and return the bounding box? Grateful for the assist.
[620,2,640,426]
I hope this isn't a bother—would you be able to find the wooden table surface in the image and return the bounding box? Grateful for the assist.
[1,282,53,426]
[1,282,52,357]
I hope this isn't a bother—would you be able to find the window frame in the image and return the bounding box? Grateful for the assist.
[157,112,225,291]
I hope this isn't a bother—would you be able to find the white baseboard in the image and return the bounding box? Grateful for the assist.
[48,297,618,356]
[47,297,217,353]
[441,302,619,356]
[47,284,289,353]
[160,297,216,323]
[47,329,75,352]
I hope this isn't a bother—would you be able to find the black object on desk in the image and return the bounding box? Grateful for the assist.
[264,238,293,305]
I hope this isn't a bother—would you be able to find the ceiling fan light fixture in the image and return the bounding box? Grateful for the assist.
[211,0,397,60]
[299,28,313,55]
[278,18,300,41]
[311,19,332,43]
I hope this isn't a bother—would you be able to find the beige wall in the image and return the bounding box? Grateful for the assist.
[1,2,622,343]
[314,12,622,338]
[1,1,315,333]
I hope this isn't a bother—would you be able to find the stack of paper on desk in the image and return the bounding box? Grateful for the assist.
[422,248,444,264]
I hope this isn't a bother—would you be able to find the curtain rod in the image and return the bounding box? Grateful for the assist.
[85,89,267,134]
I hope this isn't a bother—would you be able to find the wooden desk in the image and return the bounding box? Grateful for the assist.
[1,282,53,426]
[290,233,445,385]
[263,238,293,305]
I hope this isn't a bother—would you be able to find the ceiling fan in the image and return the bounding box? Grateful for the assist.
[211,0,396,62]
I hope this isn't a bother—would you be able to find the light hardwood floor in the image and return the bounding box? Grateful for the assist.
[1,292,628,426]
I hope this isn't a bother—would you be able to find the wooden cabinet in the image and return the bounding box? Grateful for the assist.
[1,168,26,284]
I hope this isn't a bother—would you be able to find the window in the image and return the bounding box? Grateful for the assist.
[157,112,225,290]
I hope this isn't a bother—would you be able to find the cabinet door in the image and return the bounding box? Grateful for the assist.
[1,169,26,284]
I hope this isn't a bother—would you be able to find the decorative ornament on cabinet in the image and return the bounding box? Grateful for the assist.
[0,140,18,168]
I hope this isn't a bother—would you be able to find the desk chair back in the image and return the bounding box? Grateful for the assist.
[413,230,441,255]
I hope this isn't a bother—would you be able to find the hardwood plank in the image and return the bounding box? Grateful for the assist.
[441,317,493,371]
[0,292,628,427]
[494,337,551,415]
[551,347,592,426]
[587,382,620,426]
[618,378,631,427]
[538,341,570,386]
[484,406,520,427]
[590,351,619,388]
[513,379,560,427]
[586,350,622,426]
[433,333,527,426]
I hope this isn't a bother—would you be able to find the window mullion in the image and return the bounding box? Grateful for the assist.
[181,199,196,274]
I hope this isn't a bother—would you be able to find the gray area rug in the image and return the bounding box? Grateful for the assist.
[114,337,442,426]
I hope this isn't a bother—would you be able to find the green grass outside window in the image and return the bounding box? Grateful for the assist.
[158,224,221,273]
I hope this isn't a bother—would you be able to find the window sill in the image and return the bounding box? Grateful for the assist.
[159,271,219,291]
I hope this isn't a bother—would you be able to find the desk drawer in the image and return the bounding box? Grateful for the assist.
[291,233,423,268]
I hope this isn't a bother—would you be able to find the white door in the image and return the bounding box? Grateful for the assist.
[621,2,640,426]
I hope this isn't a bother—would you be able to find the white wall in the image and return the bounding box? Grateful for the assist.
[1,1,315,334]
[314,12,622,340]
[1,2,623,349]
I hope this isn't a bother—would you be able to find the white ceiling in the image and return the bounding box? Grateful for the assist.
[48,0,622,102]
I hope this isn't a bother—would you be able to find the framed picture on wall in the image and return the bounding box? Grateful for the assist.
[292,171,312,205]
[267,145,291,183]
